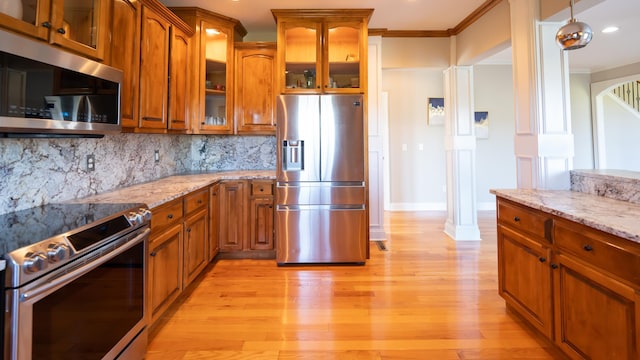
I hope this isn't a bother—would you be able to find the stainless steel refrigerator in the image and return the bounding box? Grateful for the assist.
[275,94,368,265]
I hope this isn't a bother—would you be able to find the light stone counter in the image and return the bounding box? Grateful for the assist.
[67,170,275,209]
[490,188,640,245]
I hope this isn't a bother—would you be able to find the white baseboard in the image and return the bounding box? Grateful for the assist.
[387,201,496,212]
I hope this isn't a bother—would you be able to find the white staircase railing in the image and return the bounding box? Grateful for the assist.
[611,80,640,114]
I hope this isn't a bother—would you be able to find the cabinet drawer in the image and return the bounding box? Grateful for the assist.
[184,188,209,214]
[251,181,273,196]
[554,219,640,287]
[497,200,552,242]
[151,200,184,232]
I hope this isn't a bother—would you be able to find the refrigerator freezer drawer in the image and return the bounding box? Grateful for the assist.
[276,183,366,206]
[276,206,367,264]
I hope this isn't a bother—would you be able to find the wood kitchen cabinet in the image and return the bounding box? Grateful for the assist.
[136,2,192,132]
[249,180,275,250]
[552,219,640,360]
[170,7,246,135]
[183,188,209,287]
[234,42,277,135]
[209,183,220,260]
[495,197,640,360]
[214,179,275,257]
[0,0,110,60]
[108,0,140,128]
[218,180,247,252]
[148,198,184,325]
[272,9,373,94]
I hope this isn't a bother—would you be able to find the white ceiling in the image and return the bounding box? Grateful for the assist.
[159,0,640,74]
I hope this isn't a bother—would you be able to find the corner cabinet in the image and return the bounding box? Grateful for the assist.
[234,42,277,135]
[496,197,640,360]
[0,0,110,60]
[170,7,247,135]
[272,9,373,94]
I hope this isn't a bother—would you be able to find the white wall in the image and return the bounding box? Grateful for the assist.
[381,64,519,211]
[473,65,517,208]
[570,73,595,169]
[602,95,640,171]
[383,69,447,210]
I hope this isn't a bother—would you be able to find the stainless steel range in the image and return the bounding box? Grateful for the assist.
[0,203,151,360]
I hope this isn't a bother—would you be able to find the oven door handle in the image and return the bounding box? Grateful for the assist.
[20,227,149,303]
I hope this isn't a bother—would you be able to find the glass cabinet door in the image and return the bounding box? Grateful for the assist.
[200,20,232,132]
[282,22,321,92]
[326,23,361,92]
[0,0,51,40]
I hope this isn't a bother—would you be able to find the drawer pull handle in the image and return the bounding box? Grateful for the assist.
[513,216,520,222]
[167,214,174,219]
[583,244,593,251]
[538,257,547,263]
[551,263,558,269]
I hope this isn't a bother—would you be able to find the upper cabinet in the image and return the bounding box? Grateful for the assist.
[0,0,110,60]
[234,42,276,135]
[170,8,246,135]
[118,0,192,133]
[272,9,373,94]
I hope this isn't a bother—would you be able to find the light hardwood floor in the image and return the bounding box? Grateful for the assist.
[146,211,563,359]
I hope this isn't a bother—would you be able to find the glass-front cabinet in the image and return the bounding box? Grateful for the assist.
[0,0,110,60]
[273,9,372,94]
[201,21,231,132]
[170,7,246,134]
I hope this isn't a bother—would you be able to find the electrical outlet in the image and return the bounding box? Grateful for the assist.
[86,154,95,172]
[154,150,160,163]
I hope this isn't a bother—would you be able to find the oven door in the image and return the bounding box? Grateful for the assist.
[6,227,149,360]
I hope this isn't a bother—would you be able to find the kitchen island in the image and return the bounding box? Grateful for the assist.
[491,186,640,360]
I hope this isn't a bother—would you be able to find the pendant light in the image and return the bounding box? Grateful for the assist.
[556,0,593,50]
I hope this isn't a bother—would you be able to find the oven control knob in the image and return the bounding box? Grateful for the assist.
[139,208,152,222]
[127,212,143,226]
[47,243,69,263]
[23,251,47,273]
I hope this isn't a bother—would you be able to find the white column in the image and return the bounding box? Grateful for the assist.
[444,66,481,241]
[510,0,574,190]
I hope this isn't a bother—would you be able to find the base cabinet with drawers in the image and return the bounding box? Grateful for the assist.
[148,186,209,325]
[215,179,275,257]
[496,197,640,360]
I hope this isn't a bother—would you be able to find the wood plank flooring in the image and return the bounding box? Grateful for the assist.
[146,211,563,359]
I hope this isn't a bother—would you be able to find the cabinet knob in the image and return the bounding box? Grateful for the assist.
[57,27,66,35]
[167,214,174,219]
[41,22,51,29]
[583,244,593,251]
[513,216,520,222]
[538,257,547,263]
[150,251,157,257]
[198,199,203,204]
[551,263,558,269]
[187,228,192,233]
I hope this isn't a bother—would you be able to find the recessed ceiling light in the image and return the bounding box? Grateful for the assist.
[602,26,619,33]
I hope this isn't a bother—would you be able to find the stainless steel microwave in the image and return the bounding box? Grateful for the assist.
[0,29,122,137]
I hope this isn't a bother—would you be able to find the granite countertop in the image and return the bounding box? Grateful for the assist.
[68,170,275,208]
[491,188,640,245]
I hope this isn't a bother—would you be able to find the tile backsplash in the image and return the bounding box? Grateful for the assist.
[0,134,276,215]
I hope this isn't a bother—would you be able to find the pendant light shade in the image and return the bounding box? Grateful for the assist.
[556,0,593,50]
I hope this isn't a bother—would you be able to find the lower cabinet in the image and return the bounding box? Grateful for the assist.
[148,187,210,325]
[216,179,275,257]
[496,197,640,360]
[209,183,220,261]
[497,225,553,338]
